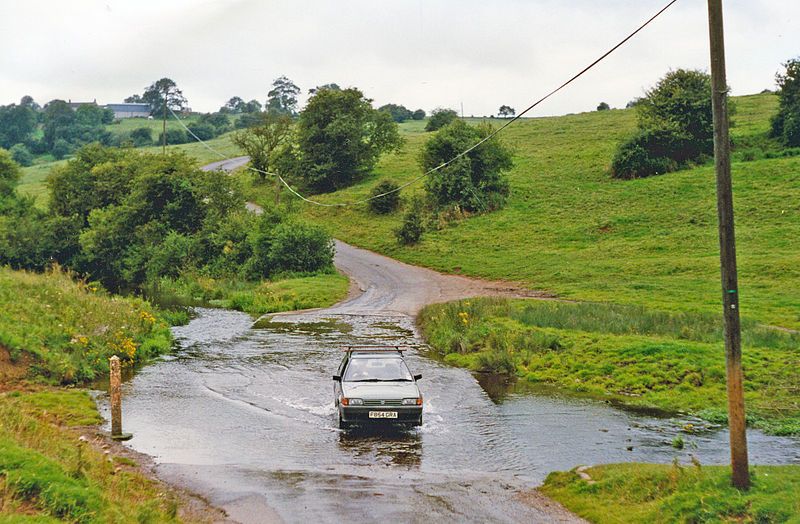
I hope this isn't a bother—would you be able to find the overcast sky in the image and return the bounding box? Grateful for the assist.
[1,0,797,116]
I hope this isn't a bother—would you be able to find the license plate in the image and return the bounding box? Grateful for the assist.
[368,411,398,419]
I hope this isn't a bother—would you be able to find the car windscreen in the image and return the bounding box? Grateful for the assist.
[343,357,413,382]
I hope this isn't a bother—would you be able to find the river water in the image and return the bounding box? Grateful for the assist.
[107,307,800,523]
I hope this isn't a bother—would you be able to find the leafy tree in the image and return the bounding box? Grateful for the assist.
[51,139,73,160]
[243,99,262,113]
[612,69,715,179]
[198,112,231,133]
[308,83,341,95]
[221,96,246,114]
[0,103,37,148]
[124,94,144,103]
[412,109,426,120]
[368,180,401,214]
[186,122,216,141]
[498,105,516,118]
[20,95,40,111]
[422,120,513,212]
[235,113,263,129]
[266,76,300,116]
[770,57,800,146]
[0,147,20,198]
[425,108,458,131]
[129,127,153,147]
[158,128,188,145]
[396,197,425,245]
[378,104,413,122]
[42,100,111,152]
[597,102,611,111]
[291,87,403,192]
[232,112,293,181]
[9,143,33,166]
[142,78,187,117]
[268,222,334,274]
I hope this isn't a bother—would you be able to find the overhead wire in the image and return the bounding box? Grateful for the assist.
[169,0,680,207]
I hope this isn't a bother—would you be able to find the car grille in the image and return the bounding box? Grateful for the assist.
[363,399,403,407]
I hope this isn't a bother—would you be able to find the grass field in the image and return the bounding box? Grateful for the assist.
[541,463,800,523]
[419,298,800,434]
[245,93,799,329]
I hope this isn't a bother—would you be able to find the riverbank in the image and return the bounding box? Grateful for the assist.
[418,297,800,436]
[539,463,800,523]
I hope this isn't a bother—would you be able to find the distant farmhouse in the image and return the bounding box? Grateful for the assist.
[67,99,151,119]
[104,103,151,119]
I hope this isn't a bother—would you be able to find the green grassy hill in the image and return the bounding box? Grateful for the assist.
[279,93,798,329]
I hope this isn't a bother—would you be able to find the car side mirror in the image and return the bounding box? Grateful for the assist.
[332,375,341,381]
[414,374,422,381]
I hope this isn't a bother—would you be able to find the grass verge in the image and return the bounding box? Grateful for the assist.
[418,298,800,435]
[0,389,181,522]
[150,271,350,317]
[540,463,800,523]
[0,267,173,384]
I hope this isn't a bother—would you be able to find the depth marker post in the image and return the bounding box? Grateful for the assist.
[707,0,749,489]
[109,356,133,441]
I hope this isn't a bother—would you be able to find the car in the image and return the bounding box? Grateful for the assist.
[333,346,423,428]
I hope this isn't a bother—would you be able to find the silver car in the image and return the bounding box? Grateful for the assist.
[333,347,423,428]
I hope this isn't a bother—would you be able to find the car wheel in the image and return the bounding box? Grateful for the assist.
[338,412,349,429]
[413,415,423,427]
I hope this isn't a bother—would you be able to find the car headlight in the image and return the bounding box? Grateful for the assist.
[342,398,363,406]
[402,397,422,406]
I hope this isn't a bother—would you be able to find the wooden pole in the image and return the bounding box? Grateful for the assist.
[707,0,749,489]
[109,356,132,441]
[162,88,168,155]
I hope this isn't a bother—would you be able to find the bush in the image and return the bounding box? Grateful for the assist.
[269,222,334,273]
[9,143,32,166]
[425,108,458,131]
[235,113,263,129]
[422,120,512,212]
[128,127,152,147]
[51,139,72,160]
[157,128,188,145]
[611,128,691,179]
[367,180,401,214]
[396,198,425,245]
[412,109,426,120]
[186,122,216,141]
[770,57,800,147]
[597,102,610,111]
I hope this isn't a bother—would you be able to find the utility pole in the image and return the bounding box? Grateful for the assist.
[707,0,749,489]
[162,85,168,155]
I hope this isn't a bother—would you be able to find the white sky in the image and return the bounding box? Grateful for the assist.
[0,0,797,116]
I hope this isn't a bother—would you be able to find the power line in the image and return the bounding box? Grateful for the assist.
[171,0,680,207]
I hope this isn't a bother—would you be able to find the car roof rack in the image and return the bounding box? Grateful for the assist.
[342,345,414,353]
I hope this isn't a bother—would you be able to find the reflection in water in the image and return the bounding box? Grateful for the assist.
[338,426,422,468]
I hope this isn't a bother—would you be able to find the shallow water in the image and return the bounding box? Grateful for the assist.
[106,307,800,523]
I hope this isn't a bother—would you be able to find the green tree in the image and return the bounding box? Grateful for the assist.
[422,120,513,212]
[292,87,403,192]
[266,76,301,116]
[129,127,153,147]
[412,109,426,120]
[243,99,262,113]
[0,147,21,198]
[612,69,716,179]
[770,57,800,146]
[308,83,341,95]
[142,77,187,117]
[378,103,413,122]
[232,112,293,181]
[368,180,401,214]
[222,96,246,114]
[9,143,33,166]
[0,103,37,149]
[498,105,516,118]
[186,122,216,141]
[597,102,611,111]
[124,94,144,103]
[425,108,458,131]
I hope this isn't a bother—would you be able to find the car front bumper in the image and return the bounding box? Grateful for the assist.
[340,405,422,422]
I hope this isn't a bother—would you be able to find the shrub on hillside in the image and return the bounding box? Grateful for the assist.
[611,69,716,180]
[770,57,800,147]
[425,108,458,131]
[129,127,152,147]
[157,128,188,145]
[9,143,32,166]
[368,180,401,214]
[396,198,425,245]
[186,122,216,141]
[51,139,72,160]
[422,120,512,212]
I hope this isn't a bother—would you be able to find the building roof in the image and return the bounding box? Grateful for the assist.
[104,103,150,112]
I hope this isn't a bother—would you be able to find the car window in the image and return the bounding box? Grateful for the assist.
[343,357,413,382]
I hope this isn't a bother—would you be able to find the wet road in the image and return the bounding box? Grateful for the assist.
[108,243,800,523]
